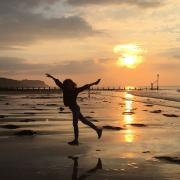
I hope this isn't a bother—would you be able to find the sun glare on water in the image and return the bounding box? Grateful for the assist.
[113,44,146,69]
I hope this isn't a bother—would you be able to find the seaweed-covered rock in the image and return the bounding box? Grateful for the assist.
[163,114,179,117]
[150,110,162,113]
[155,156,180,164]
[1,124,20,129]
[46,104,58,107]
[142,151,151,153]
[20,119,36,122]
[15,130,37,136]
[24,112,36,115]
[122,111,135,115]
[0,115,6,118]
[145,104,154,107]
[127,123,147,127]
[103,125,124,130]
[59,107,65,111]
[58,111,71,114]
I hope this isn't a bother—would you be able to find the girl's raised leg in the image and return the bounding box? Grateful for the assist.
[79,113,102,139]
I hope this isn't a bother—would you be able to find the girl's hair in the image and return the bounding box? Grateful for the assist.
[63,79,77,89]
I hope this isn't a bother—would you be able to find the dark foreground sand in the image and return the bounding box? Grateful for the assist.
[0,134,179,180]
[0,91,180,180]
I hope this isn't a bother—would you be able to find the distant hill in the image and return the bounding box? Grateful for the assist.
[0,77,48,88]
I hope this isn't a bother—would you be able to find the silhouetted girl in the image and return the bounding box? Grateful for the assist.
[46,74,102,145]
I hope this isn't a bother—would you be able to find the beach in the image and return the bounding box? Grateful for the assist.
[0,90,180,180]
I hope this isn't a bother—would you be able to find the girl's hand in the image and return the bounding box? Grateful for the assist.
[94,79,101,85]
[45,73,53,78]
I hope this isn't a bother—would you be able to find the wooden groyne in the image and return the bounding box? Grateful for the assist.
[0,87,143,94]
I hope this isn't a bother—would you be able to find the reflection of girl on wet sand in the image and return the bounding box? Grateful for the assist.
[68,156,102,180]
[46,74,102,145]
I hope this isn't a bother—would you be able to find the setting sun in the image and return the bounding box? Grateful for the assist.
[114,44,145,69]
[117,55,142,69]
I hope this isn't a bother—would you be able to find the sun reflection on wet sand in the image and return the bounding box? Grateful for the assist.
[124,93,134,111]
[124,115,133,124]
[125,93,134,99]
[123,92,135,143]
[124,129,134,143]
[125,101,133,112]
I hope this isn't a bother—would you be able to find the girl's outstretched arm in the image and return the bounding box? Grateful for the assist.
[45,73,63,88]
[78,79,101,92]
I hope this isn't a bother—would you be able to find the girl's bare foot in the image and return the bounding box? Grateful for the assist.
[68,140,79,146]
[97,128,102,139]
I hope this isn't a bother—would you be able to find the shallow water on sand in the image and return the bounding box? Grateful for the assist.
[0,91,180,180]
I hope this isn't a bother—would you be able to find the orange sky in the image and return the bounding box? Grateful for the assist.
[0,0,180,87]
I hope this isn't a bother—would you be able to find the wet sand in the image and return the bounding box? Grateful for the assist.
[0,91,180,180]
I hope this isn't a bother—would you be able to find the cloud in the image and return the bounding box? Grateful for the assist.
[0,57,105,75]
[0,0,98,49]
[0,0,59,19]
[150,48,180,71]
[152,62,180,70]
[0,57,46,74]
[51,60,105,74]
[67,0,163,8]
[167,48,180,59]
[0,57,25,70]
[159,48,180,59]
